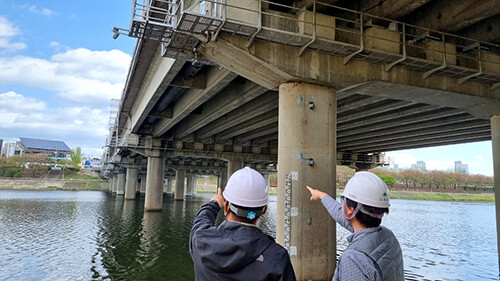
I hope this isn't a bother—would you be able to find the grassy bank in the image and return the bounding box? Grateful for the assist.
[388,190,494,202]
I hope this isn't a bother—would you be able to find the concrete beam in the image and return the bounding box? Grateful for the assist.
[198,36,294,90]
[337,104,445,131]
[358,0,432,20]
[343,129,491,152]
[458,14,500,44]
[340,81,500,120]
[192,91,278,139]
[216,109,279,140]
[199,34,499,102]
[129,52,186,132]
[153,67,237,137]
[338,120,490,147]
[174,80,269,139]
[338,114,480,143]
[407,0,500,32]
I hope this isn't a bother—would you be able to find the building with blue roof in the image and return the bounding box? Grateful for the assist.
[1,137,71,160]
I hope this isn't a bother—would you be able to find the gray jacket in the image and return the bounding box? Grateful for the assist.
[333,226,405,281]
[190,200,296,281]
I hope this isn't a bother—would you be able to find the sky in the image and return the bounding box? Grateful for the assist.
[0,1,495,176]
[0,0,135,158]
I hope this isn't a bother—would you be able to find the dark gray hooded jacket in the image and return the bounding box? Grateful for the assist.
[190,200,296,281]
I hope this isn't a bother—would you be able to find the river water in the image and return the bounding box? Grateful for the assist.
[0,190,497,281]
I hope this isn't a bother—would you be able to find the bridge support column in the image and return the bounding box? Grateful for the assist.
[139,174,146,193]
[111,175,117,193]
[277,82,336,280]
[186,175,195,197]
[175,169,186,201]
[219,170,228,190]
[227,159,243,180]
[145,156,165,211]
[165,176,174,196]
[116,170,126,196]
[125,167,137,200]
[491,115,500,267]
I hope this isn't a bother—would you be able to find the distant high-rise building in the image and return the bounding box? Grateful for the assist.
[454,161,469,174]
[411,160,426,171]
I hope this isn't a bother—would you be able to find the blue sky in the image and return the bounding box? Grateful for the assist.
[0,0,135,157]
[0,1,495,176]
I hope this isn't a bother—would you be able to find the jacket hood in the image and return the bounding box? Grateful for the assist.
[191,221,274,273]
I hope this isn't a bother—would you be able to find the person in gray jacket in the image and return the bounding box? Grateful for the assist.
[306,171,404,281]
[190,167,296,281]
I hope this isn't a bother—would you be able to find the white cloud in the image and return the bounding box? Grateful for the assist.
[0,48,131,106]
[26,5,55,16]
[0,16,27,52]
[0,91,110,156]
[474,155,483,160]
[0,91,46,113]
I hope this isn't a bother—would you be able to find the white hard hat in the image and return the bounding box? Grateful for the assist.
[223,167,268,208]
[341,171,390,208]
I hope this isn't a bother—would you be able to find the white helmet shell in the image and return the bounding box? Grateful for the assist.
[223,167,268,208]
[341,171,390,208]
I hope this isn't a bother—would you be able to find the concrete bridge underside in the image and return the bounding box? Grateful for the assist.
[105,0,500,279]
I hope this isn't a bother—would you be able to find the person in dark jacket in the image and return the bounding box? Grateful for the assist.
[190,167,296,281]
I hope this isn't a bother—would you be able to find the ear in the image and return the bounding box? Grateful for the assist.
[224,201,229,216]
[346,205,355,218]
[262,206,268,215]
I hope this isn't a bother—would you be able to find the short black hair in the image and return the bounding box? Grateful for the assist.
[345,197,389,228]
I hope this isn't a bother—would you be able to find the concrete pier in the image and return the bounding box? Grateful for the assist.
[116,171,126,196]
[111,175,117,193]
[227,158,243,179]
[125,168,137,200]
[186,175,194,197]
[277,82,337,280]
[491,115,500,266]
[144,156,165,211]
[175,169,186,201]
[166,176,173,195]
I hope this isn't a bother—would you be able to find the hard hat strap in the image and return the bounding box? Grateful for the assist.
[342,196,362,220]
[228,203,265,220]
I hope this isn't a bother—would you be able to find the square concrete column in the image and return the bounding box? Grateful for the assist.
[116,171,126,196]
[125,167,138,200]
[491,115,500,267]
[166,176,174,195]
[219,170,228,190]
[175,169,186,201]
[145,156,165,211]
[186,175,195,197]
[227,159,243,180]
[111,175,117,193]
[139,174,146,193]
[277,82,336,280]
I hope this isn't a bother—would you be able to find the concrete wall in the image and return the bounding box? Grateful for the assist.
[0,177,108,190]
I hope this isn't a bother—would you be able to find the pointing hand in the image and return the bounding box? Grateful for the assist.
[306,185,327,201]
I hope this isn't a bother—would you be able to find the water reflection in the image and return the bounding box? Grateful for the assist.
[0,191,497,280]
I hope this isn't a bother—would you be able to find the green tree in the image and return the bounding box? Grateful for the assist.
[70,147,84,170]
[378,174,396,187]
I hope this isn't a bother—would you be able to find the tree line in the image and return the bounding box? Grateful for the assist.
[337,166,494,192]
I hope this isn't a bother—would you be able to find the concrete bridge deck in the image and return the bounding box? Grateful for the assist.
[104,0,500,279]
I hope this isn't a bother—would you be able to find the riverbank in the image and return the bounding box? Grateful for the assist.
[0,177,108,191]
[388,190,495,202]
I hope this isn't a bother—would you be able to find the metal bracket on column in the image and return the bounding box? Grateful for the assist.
[297,153,314,166]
